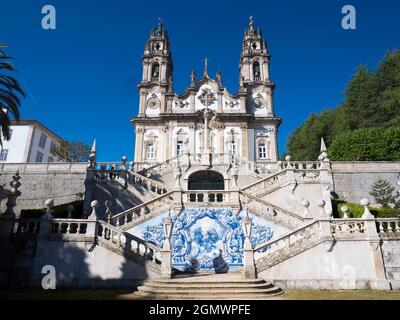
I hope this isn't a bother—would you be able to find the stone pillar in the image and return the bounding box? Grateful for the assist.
[239,94,247,113]
[218,126,225,155]
[0,172,21,260]
[285,155,296,187]
[139,91,146,116]
[242,209,256,279]
[241,124,248,159]
[39,199,54,236]
[86,200,99,240]
[270,128,278,162]
[134,128,144,163]
[360,199,391,290]
[161,211,173,279]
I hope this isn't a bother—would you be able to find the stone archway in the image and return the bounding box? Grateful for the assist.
[188,170,225,190]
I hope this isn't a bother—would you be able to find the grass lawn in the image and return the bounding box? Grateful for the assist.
[0,289,400,300]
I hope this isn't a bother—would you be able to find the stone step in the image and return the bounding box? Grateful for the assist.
[134,293,282,300]
[140,282,274,290]
[135,275,283,299]
[137,287,281,295]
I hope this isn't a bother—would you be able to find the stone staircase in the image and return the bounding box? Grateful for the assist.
[135,273,283,300]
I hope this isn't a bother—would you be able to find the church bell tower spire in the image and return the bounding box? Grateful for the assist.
[239,16,271,83]
[140,19,173,85]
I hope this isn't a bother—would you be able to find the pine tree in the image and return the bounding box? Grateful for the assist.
[369,179,398,209]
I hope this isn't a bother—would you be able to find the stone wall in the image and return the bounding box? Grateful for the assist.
[0,163,88,217]
[28,240,157,288]
[331,162,400,204]
[258,239,389,290]
[382,239,400,289]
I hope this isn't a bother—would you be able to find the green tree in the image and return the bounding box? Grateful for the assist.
[342,65,378,130]
[286,50,400,160]
[329,127,400,161]
[0,44,25,145]
[53,141,91,162]
[369,179,399,209]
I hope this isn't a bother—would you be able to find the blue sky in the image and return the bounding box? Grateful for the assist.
[1,0,399,161]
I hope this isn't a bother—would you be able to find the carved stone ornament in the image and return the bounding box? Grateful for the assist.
[147,94,161,109]
[175,100,189,109]
[198,88,216,107]
[253,94,267,109]
[225,100,239,109]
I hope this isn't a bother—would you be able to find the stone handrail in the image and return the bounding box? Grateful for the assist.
[182,190,240,205]
[49,218,93,236]
[136,153,187,174]
[93,162,169,196]
[253,217,399,272]
[240,191,305,227]
[376,218,400,234]
[241,169,288,195]
[97,220,162,265]
[289,161,321,170]
[16,218,41,234]
[126,170,168,195]
[110,190,177,228]
[254,219,321,253]
[94,162,125,171]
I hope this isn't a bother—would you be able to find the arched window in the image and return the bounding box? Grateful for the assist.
[151,63,160,80]
[253,61,261,79]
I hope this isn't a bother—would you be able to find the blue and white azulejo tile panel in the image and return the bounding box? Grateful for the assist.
[128,207,289,272]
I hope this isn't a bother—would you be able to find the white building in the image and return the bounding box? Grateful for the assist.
[0,119,65,163]
[132,17,280,166]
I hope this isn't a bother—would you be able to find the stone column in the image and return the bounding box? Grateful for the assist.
[161,211,173,279]
[239,93,247,113]
[242,209,256,279]
[39,199,54,236]
[139,91,146,116]
[360,199,391,290]
[0,172,21,261]
[162,125,169,162]
[134,128,145,163]
[241,124,248,159]
[270,128,278,162]
[86,200,99,241]
[218,126,225,155]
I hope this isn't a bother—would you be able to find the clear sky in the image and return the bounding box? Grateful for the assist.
[1,0,399,161]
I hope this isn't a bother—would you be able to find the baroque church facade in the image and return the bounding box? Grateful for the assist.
[1,18,399,298]
[132,18,280,165]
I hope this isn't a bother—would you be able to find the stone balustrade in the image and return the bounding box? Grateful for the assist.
[241,170,288,195]
[376,218,400,235]
[93,162,169,196]
[110,191,176,228]
[254,220,321,257]
[126,170,168,195]
[97,221,162,265]
[330,219,366,236]
[182,190,239,204]
[49,218,92,236]
[254,216,400,272]
[16,218,41,235]
[240,191,305,228]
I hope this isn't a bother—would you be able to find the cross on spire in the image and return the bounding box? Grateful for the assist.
[204,57,208,76]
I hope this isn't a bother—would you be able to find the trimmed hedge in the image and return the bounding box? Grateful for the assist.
[332,199,399,218]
